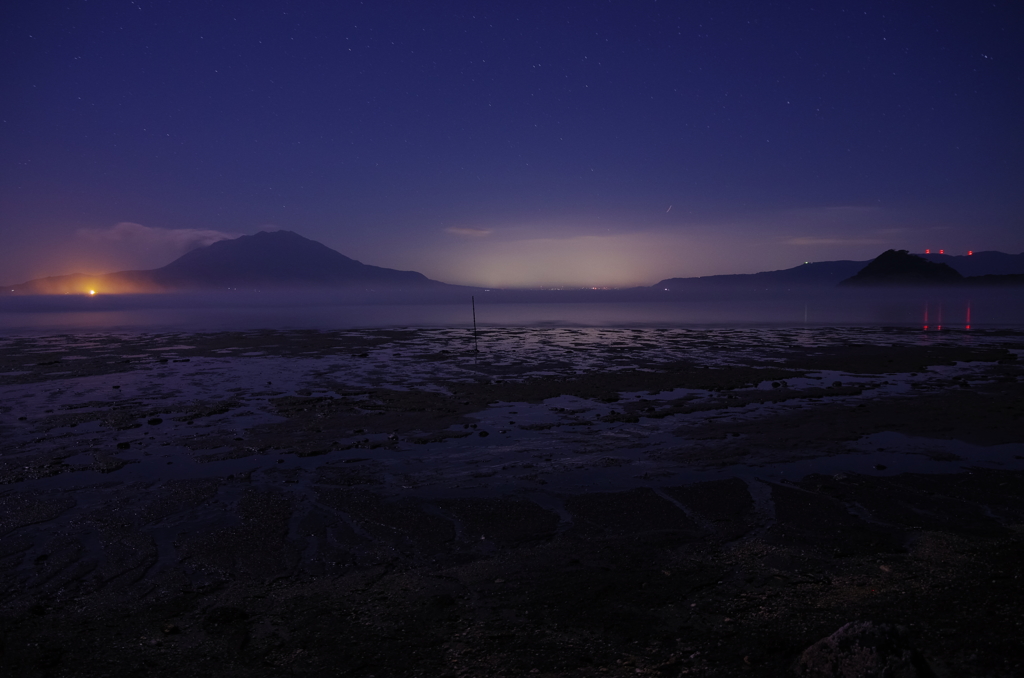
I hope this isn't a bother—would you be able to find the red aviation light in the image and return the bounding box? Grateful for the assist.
[939,249,944,254]
[968,250,973,256]
[925,249,931,254]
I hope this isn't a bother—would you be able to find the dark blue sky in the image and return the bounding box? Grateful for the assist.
[2,1,1022,286]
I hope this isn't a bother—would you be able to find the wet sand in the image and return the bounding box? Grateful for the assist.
[1,326,1023,676]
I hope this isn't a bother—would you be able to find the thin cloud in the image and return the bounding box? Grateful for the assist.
[784,237,889,246]
[444,227,491,237]
[816,205,879,213]
[78,222,237,251]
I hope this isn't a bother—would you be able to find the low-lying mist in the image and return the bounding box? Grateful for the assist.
[0,287,1021,333]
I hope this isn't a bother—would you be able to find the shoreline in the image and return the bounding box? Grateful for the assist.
[1,327,1022,676]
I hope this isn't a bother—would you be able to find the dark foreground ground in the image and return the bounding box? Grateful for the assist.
[0,326,1022,677]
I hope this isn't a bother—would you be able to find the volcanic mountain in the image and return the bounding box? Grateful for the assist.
[4,231,448,294]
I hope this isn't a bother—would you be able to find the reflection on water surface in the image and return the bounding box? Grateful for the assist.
[0,288,1021,333]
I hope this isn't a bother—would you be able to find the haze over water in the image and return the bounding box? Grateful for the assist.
[1,289,1021,334]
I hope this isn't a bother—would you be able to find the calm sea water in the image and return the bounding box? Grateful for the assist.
[0,289,1021,333]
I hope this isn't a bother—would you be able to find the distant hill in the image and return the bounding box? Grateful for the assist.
[3,231,449,294]
[920,251,1024,277]
[654,250,1024,291]
[6,235,1024,296]
[839,250,964,287]
[963,273,1024,287]
[653,259,870,291]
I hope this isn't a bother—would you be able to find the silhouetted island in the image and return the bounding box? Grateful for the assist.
[5,233,1024,295]
[838,249,1024,287]
[653,250,1024,292]
[838,249,964,287]
[653,260,869,291]
[4,231,453,294]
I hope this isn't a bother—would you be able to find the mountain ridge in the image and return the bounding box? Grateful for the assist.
[653,250,1024,291]
[3,231,450,295]
[4,231,1024,295]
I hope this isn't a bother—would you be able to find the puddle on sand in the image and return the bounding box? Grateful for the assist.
[0,323,1019,610]
[1,325,1022,559]
[2,324,1023,678]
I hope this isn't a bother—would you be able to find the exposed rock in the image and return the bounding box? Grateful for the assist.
[794,621,935,677]
[91,454,135,474]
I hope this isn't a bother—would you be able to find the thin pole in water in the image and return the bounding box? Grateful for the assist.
[472,296,479,352]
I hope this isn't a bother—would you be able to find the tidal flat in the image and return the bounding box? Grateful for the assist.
[1,326,1023,677]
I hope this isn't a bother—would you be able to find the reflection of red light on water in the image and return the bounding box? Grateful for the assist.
[966,302,971,330]
[923,302,929,330]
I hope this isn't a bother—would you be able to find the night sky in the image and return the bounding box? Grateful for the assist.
[2,1,1022,288]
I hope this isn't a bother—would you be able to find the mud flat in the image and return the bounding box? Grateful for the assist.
[1,326,1023,677]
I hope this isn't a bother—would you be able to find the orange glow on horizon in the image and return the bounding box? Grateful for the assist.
[12,272,169,295]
